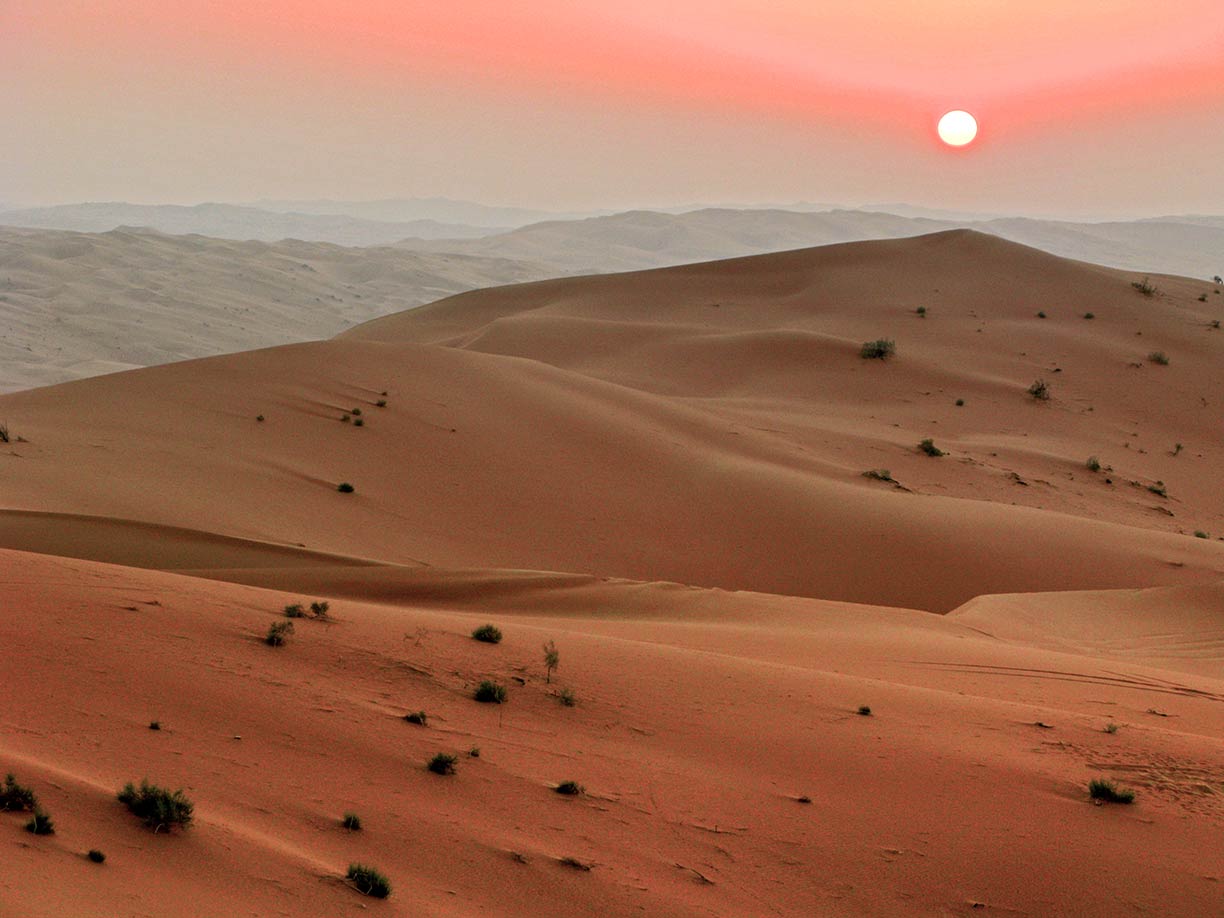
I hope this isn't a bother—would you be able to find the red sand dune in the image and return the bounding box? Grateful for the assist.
[1,231,1221,915]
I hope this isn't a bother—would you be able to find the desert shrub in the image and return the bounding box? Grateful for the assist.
[1028,379,1050,401]
[1104,722,1120,734]
[471,624,503,644]
[1083,312,1095,319]
[283,603,306,618]
[560,856,593,871]
[149,720,161,731]
[25,811,55,835]
[1194,530,1209,539]
[342,812,362,831]
[862,469,893,482]
[1089,779,1135,804]
[340,414,351,423]
[916,306,926,317]
[860,339,896,360]
[265,620,294,646]
[468,747,481,758]
[353,418,364,427]
[87,849,106,864]
[918,438,944,457]
[375,399,387,408]
[309,601,330,620]
[428,753,457,775]
[403,711,427,726]
[543,640,560,683]
[1213,320,1221,329]
[1147,351,1169,365]
[1036,311,1047,318]
[1086,456,1101,472]
[0,423,9,443]
[857,705,873,716]
[1132,277,1156,296]
[117,780,194,831]
[1200,294,1209,302]
[255,414,265,422]
[1148,482,1168,498]
[555,781,584,796]
[1215,275,1223,285]
[351,408,362,417]
[0,774,38,812]
[558,688,576,707]
[347,863,392,898]
[474,680,507,704]
[337,482,355,493]
[955,398,964,407]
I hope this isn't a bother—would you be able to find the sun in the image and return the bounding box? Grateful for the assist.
[937,110,978,147]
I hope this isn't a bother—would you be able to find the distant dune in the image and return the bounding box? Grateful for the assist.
[2,230,1221,917]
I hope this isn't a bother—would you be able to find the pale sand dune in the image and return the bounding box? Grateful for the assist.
[1,231,1221,915]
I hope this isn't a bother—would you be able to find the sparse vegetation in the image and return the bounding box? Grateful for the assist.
[1213,320,1221,329]
[255,414,265,422]
[1148,482,1168,498]
[1086,456,1101,472]
[265,620,294,646]
[918,438,944,457]
[1083,312,1095,319]
[557,688,577,707]
[915,306,926,317]
[309,600,330,620]
[860,338,896,360]
[428,753,457,775]
[1194,530,1209,539]
[1200,294,1209,302]
[342,812,362,831]
[87,849,106,864]
[346,863,392,898]
[0,422,9,443]
[471,624,503,644]
[25,811,55,835]
[403,711,428,726]
[283,603,306,618]
[1028,379,1050,401]
[1104,722,1120,734]
[337,482,355,493]
[340,414,351,423]
[857,705,873,717]
[1036,310,1047,319]
[559,856,593,871]
[353,418,364,427]
[149,720,161,731]
[543,640,560,683]
[0,774,38,812]
[1132,277,1157,297]
[468,747,481,758]
[1089,778,1135,804]
[862,468,894,482]
[955,398,964,407]
[375,399,387,408]
[1147,351,1169,365]
[117,780,194,832]
[474,680,507,704]
[555,781,584,796]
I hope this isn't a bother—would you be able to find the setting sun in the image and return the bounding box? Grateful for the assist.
[938,110,978,146]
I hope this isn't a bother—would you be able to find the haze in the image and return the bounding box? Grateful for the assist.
[5,0,1224,216]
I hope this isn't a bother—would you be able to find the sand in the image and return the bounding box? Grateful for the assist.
[0,230,1220,916]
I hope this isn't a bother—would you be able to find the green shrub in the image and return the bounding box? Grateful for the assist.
[403,711,427,726]
[860,339,896,360]
[0,774,38,812]
[862,469,893,482]
[346,863,392,898]
[1147,351,1169,365]
[25,811,54,835]
[474,681,507,704]
[555,781,584,796]
[1083,312,1095,319]
[342,812,362,831]
[1132,277,1156,296]
[337,482,355,493]
[1028,379,1050,401]
[918,438,944,457]
[543,640,560,684]
[471,624,503,644]
[1194,530,1209,539]
[558,688,576,707]
[857,705,873,716]
[255,415,265,422]
[1089,778,1135,804]
[87,849,106,864]
[468,747,481,758]
[915,306,926,317]
[309,601,330,620]
[353,418,364,427]
[149,721,161,731]
[117,780,194,831]
[283,603,306,618]
[1086,456,1101,472]
[428,753,457,775]
[351,408,362,417]
[1148,482,1168,498]
[340,414,351,423]
[1036,311,1047,318]
[955,398,964,407]
[1104,722,1120,734]
[375,399,387,408]
[265,620,294,646]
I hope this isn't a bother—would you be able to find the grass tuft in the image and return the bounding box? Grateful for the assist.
[347,863,392,898]
[471,624,503,644]
[1089,778,1135,804]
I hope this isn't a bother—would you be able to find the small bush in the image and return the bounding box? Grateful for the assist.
[342,812,362,831]
[471,624,503,644]
[918,438,944,457]
[1194,530,1209,539]
[1036,311,1047,319]
[1212,320,1221,329]
[309,601,330,620]
[560,856,593,871]
[265,620,294,646]
[353,418,364,427]
[857,705,873,717]
[337,482,355,493]
[1028,379,1050,401]
[1199,294,1209,302]
[1147,351,1169,365]
[283,603,306,618]
[1086,456,1101,472]
[1089,778,1135,804]
[915,306,926,317]
[149,721,161,731]
[555,781,584,796]
[1148,482,1168,498]
[87,849,106,864]
[1083,312,1095,320]
[474,681,507,704]
[375,399,387,408]
[955,398,964,407]
[347,863,391,898]
[543,640,560,684]
[340,414,351,423]
[860,339,896,360]
[25,811,55,835]
[862,469,893,482]
[1132,277,1156,297]
[403,711,427,726]
[1104,722,1120,734]
[0,774,38,812]
[428,753,457,775]
[117,780,194,831]
[468,747,481,758]
[255,414,265,422]
[558,688,576,707]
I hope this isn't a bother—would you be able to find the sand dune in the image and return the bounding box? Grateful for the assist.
[2,231,1221,915]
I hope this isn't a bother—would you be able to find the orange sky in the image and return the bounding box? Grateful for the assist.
[4,1,1224,214]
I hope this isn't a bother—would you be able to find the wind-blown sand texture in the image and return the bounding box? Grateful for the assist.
[1,231,1220,916]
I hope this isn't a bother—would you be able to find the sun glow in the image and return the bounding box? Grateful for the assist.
[937,110,978,147]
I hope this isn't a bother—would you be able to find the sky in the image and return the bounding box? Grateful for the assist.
[4,0,1224,217]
